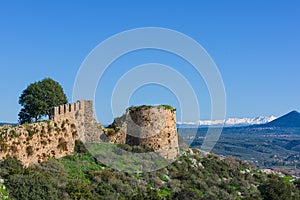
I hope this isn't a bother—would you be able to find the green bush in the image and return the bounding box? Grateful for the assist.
[74,140,89,154]
[0,148,299,199]
[0,157,24,178]
[0,178,10,199]
[66,179,92,200]
[7,174,59,200]
[258,175,300,200]
[158,187,172,198]
[9,130,17,138]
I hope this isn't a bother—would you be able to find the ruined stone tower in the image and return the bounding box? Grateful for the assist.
[115,105,179,160]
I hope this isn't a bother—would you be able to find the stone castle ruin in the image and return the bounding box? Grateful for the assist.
[0,100,179,166]
[50,100,105,144]
[115,106,179,159]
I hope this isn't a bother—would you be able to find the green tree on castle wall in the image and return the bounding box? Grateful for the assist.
[18,78,68,124]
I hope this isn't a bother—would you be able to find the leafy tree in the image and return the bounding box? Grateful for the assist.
[18,78,67,124]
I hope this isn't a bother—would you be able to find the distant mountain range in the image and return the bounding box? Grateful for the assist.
[178,110,300,128]
[177,115,277,128]
[0,122,16,126]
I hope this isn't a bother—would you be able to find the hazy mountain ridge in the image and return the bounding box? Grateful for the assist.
[0,122,16,126]
[178,115,277,128]
[179,110,300,128]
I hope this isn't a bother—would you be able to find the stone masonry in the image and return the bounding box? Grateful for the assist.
[50,100,105,143]
[0,100,105,166]
[115,106,179,160]
[0,100,179,166]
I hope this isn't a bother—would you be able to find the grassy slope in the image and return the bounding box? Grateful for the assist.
[0,142,299,200]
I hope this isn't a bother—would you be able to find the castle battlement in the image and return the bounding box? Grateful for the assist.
[50,101,82,121]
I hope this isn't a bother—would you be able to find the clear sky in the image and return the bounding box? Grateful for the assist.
[0,0,299,124]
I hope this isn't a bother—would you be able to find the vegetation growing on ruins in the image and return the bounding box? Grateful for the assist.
[128,104,176,112]
[160,105,176,112]
[128,105,152,112]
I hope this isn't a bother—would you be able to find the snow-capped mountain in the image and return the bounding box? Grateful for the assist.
[260,111,300,128]
[178,115,277,127]
[225,116,277,126]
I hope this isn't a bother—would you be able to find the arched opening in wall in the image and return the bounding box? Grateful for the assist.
[64,105,66,113]
[69,104,72,112]
[74,103,76,111]
[59,106,61,115]
[167,133,171,138]
[168,139,171,144]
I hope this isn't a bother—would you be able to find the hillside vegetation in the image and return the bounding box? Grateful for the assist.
[181,127,300,176]
[0,141,299,200]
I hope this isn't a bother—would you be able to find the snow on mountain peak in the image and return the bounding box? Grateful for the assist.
[224,115,277,126]
[178,115,277,127]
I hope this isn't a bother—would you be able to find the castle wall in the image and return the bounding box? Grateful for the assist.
[50,100,105,143]
[50,102,180,160]
[0,101,179,166]
[73,100,105,143]
[0,119,79,167]
[0,100,105,166]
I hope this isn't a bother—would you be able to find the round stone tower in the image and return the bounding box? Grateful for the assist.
[124,105,179,160]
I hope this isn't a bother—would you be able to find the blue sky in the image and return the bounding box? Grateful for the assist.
[0,1,299,124]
